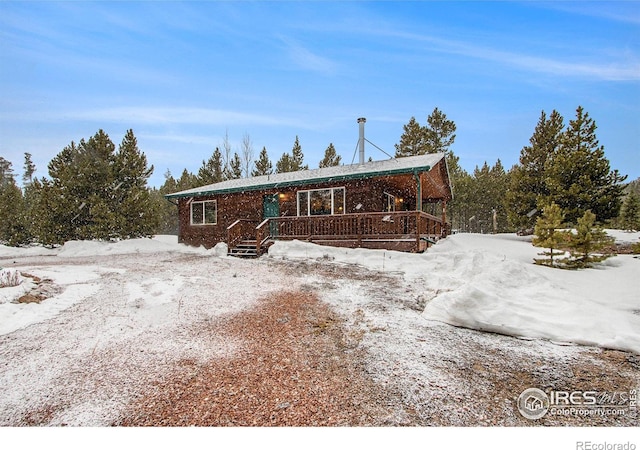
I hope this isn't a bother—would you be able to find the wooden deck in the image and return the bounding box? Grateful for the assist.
[228,211,449,256]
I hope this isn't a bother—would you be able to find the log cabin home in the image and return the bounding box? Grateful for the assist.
[166,152,453,257]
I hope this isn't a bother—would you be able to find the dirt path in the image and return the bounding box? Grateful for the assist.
[117,291,406,426]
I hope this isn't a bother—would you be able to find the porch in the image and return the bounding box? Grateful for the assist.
[227,211,450,257]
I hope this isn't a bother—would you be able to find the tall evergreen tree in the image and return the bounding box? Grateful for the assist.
[50,131,117,241]
[175,168,199,191]
[424,107,456,153]
[461,160,511,233]
[252,147,273,177]
[506,110,564,231]
[395,109,456,157]
[22,152,36,187]
[33,129,159,244]
[276,137,308,173]
[443,149,470,232]
[34,142,78,245]
[198,147,224,185]
[545,106,626,224]
[621,192,640,231]
[275,152,294,174]
[291,136,308,171]
[0,157,15,184]
[394,116,425,157]
[229,152,243,179]
[155,170,179,235]
[0,158,29,245]
[319,143,342,168]
[112,129,158,238]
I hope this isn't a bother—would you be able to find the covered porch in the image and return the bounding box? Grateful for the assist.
[228,210,450,256]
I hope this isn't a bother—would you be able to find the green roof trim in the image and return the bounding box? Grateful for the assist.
[165,164,432,199]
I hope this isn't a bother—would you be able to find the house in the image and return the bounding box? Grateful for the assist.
[165,152,453,256]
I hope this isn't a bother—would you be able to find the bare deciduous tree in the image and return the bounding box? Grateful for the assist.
[241,132,254,178]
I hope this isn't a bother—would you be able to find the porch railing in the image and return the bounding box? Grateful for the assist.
[255,211,446,254]
[227,219,260,250]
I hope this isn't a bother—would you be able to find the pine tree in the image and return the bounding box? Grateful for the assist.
[395,109,456,158]
[0,158,29,246]
[112,129,158,238]
[319,143,342,168]
[506,110,564,231]
[0,157,15,185]
[443,149,470,232]
[32,130,159,244]
[275,152,294,174]
[198,148,224,185]
[228,152,243,179]
[34,141,79,244]
[621,192,640,231]
[175,169,199,191]
[74,130,118,240]
[32,178,63,246]
[394,116,425,157]
[566,210,614,268]
[22,152,36,187]
[290,136,308,171]
[156,170,179,235]
[463,160,510,233]
[489,159,509,233]
[545,106,626,224]
[424,107,456,153]
[252,147,273,176]
[532,203,568,267]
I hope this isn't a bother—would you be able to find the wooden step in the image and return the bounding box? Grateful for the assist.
[228,240,259,258]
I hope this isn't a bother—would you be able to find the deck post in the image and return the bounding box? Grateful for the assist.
[415,211,421,252]
[442,200,447,237]
[413,171,422,212]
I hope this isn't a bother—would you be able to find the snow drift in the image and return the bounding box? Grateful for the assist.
[269,233,640,354]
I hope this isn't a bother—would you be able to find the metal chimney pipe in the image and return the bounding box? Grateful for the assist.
[357,117,366,164]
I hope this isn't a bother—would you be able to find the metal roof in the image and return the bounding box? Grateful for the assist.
[165,152,446,198]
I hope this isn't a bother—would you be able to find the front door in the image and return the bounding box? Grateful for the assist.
[263,194,280,237]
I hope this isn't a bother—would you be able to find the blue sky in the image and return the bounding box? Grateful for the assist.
[1,1,638,188]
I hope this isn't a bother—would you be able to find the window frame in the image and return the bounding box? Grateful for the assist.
[190,199,217,225]
[297,187,345,216]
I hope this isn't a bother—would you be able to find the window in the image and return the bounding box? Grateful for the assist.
[191,200,217,225]
[384,192,396,212]
[297,187,345,216]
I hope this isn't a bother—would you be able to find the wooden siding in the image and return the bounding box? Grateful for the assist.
[177,169,447,250]
[178,176,416,248]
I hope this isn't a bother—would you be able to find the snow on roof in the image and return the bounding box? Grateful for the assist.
[166,152,445,198]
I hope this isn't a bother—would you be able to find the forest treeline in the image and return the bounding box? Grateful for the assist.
[1,106,638,247]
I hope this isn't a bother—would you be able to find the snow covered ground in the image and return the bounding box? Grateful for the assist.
[0,232,638,429]
[270,231,640,354]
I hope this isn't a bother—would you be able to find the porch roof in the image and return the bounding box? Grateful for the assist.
[166,152,447,199]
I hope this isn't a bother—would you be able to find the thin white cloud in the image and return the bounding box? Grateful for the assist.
[81,106,306,127]
[279,36,339,74]
[385,29,640,82]
[0,106,313,130]
[536,2,640,26]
